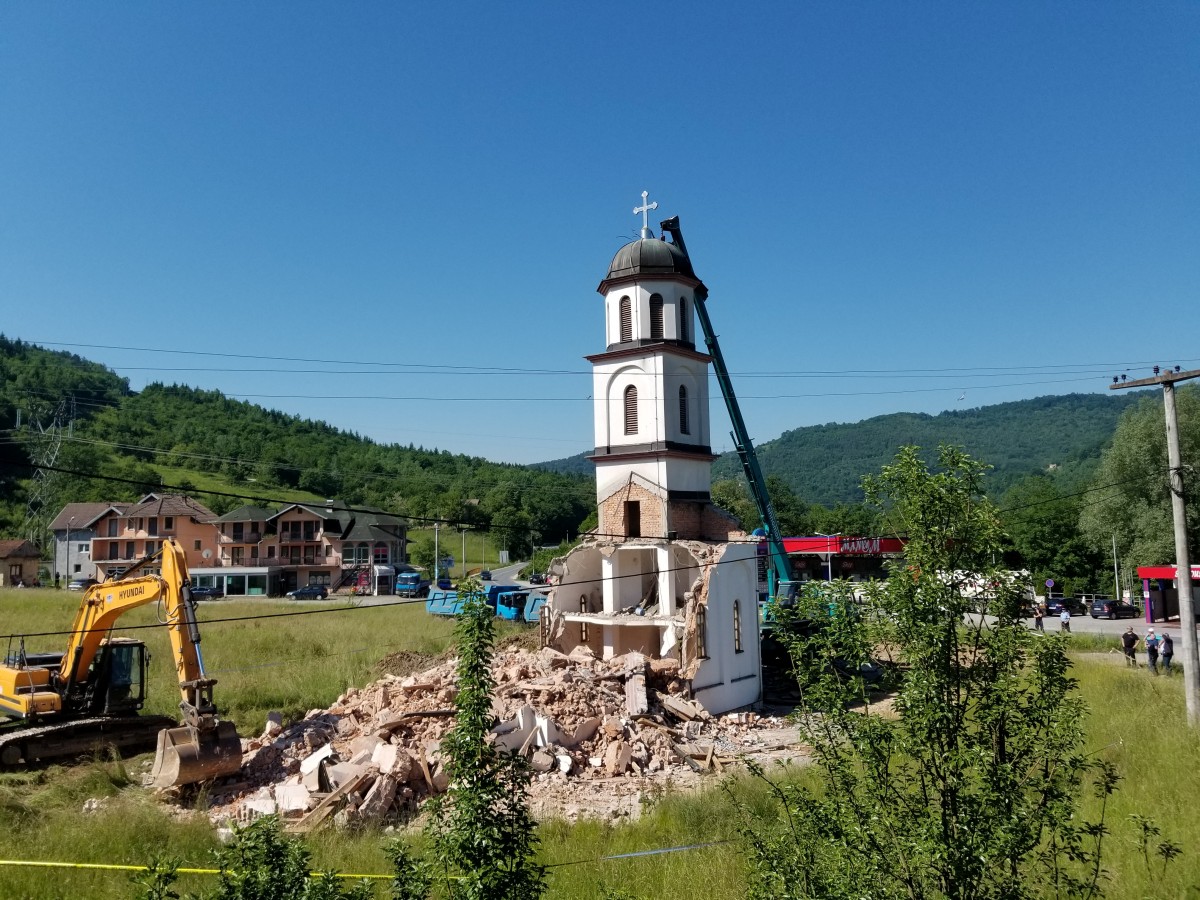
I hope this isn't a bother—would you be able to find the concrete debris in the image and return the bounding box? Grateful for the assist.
[200,646,808,831]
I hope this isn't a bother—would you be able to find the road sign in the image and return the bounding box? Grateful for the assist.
[1046,579,1055,588]
[440,556,454,569]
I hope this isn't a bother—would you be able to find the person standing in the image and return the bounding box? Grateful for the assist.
[1033,604,1044,632]
[1059,607,1071,633]
[1160,631,1175,674]
[1144,628,1160,675]
[1121,627,1139,667]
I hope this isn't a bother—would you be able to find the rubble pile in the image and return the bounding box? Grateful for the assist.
[203,645,806,831]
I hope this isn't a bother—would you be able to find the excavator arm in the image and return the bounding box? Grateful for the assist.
[60,540,241,787]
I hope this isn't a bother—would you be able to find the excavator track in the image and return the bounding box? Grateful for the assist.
[0,715,179,768]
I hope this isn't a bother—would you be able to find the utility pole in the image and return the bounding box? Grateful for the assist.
[1111,366,1200,727]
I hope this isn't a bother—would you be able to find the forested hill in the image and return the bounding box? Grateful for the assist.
[713,393,1146,505]
[537,392,1146,505]
[0,337,593,552]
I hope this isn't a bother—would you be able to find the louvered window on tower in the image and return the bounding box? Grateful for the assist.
[679,385,689,434]
[650,294,664,339]
[619,296,632,343]
[623,385,638,434]
[679,297,689,342]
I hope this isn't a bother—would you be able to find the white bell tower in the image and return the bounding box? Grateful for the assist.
[588,194,716,540]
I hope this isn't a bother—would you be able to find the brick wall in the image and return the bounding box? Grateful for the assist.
[599,482,665,540]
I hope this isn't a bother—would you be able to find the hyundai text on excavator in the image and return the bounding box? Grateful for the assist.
[0,538,242,787]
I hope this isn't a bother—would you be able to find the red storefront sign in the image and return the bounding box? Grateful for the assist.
[1137,564,1200,581]
[782,536,906,556]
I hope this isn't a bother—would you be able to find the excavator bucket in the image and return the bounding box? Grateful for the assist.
[149,721,242,788]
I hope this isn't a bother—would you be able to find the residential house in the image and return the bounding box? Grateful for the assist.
[49,502,127,583]
[191,500,408,596]
[0,539,42,587]
[267,501,407,594]
[90,494,217,580]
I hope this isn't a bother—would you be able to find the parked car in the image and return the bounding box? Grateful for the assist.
[1044,596,1086,617]
[287,584,329,600]
[67,578,98,591]
[1089,596,1140,619]
[480,570,492,581]
[189,585,225,600]
[528,572,546,585]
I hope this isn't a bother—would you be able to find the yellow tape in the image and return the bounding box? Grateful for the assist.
[0,860,390,880]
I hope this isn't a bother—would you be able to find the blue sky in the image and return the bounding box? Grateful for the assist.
[2,4,1197,465]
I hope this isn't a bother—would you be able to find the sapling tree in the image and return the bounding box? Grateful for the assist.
[738,445,1120,900]
[425,586,546,900]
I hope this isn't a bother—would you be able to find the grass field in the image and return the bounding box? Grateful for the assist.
[1,589,1197,899]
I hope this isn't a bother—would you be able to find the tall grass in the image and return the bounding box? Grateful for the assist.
[1,587,1197,898]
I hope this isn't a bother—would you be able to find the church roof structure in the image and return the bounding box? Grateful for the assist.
[599,235,697,288]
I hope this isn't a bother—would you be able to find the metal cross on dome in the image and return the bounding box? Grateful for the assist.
[633,190,658,236]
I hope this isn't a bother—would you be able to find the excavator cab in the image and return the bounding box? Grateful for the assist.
[86,638,147,716]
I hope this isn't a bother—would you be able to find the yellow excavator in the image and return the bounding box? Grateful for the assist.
[0,538,242,787]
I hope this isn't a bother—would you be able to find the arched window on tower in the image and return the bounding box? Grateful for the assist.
[623,385,638,435]
[619,296,632,343]
[649,294,664,340]
[679,297,690,343]
[679,385,690,435]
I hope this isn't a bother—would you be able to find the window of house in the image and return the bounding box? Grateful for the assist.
[679,385,689,435]
[649,294,664,339]
[679,297,689,342]
[163,517,174,531]
[125,541,135,559]
[303,521,315,542]
[374,543,389,564]
[250,546,258,560]
[108,519,118,537]
[232,524,244,542]
[623,385,638,435]
[231,547,244,565]
[696,604,708,659]
[624,501,641,538]
[73,563,81,574]
[77,543,87,553]
[267,546,276,559]
[147,518,158,536]
[194,540,202,551]
[619,296,632,343]
[733,599,743,653]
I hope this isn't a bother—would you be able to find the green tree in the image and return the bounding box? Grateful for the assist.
[426,589,545,900]
[738,446,1118,900]
[1001,474,1101,593]
[1079,386,1200,571]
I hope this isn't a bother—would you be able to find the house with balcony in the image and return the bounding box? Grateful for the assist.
[188,500,409,597]
[267,501,408,594]
[90,494,216,580]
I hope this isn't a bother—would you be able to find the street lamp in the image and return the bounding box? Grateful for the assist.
[460,527,468,578]
[65,517,76,585]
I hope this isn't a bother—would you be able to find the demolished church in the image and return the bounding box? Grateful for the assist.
[542,198,762,715]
